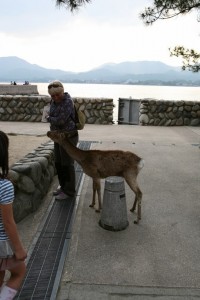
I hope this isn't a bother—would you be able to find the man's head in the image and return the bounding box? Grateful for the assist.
[48,80,64,102]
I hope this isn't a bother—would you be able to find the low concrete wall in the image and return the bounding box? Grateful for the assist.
[9,141,55,223]
[0,95,50,122]
[0,95,114,124]
[0,84,39,95]
[139,99,200,126]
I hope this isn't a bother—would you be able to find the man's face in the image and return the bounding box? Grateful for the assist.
[51,92,64,103]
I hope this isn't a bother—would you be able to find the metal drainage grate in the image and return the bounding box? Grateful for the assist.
[15,141,96,300]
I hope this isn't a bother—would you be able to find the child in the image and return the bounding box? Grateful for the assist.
[0,131,27,300]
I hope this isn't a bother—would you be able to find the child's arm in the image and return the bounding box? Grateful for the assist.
[0,203,27,261]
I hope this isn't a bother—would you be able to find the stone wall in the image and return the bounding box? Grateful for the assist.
[0,95,114,124]
[139,99,200,126]
[0,84,39,95]
[9,141,55,223]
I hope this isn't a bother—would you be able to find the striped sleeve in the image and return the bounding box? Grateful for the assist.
[0,179,14,205]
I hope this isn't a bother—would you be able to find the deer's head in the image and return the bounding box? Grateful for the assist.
[47,131,65,144]
[47,130,76,144]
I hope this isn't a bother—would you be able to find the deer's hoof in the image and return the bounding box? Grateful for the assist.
[89,204,94,208]
[95,209,100,213]
[130,208,135,213]
[134,220,138,224]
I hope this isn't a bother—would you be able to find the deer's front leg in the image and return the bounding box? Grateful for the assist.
[89,179,96,208]
[94,178,101,213]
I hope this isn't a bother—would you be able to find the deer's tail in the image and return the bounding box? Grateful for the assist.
[138,158,144,171]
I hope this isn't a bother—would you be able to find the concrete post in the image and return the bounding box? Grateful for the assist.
[99,176,129,231]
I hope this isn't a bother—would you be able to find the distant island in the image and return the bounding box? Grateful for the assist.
[0,56,200,87]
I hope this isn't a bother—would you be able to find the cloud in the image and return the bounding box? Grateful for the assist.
[0,0,199,72]
[0,0,72,36]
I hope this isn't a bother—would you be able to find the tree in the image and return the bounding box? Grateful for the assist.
[56,0,200,72]
[140,0,200,25]
[56,0,91,11]
[169,46,200,72]
[140,0,200,72]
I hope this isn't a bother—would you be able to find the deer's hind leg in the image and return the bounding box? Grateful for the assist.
[89,178,101,213]
[124,172,142,224]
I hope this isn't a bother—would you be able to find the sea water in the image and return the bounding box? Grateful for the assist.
[37,83,200,122]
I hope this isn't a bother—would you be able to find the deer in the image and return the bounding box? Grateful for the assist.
[47,130,144,224]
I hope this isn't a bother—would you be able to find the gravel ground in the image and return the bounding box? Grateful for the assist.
[8,134,49,167]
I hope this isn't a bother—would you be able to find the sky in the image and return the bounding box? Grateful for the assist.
[0,0,199,72]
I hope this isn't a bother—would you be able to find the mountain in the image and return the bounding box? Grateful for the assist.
[0,56,200,86]
[94,61,180,74]
[0,56,75,82]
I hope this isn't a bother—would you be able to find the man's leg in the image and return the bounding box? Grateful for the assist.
[59,134,79,198]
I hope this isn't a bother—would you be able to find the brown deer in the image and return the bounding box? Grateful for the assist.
[47,130,144,224]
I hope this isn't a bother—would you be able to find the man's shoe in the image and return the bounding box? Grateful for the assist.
[53,186,62,196]
[55,191,68,201]
[66,191,76,198]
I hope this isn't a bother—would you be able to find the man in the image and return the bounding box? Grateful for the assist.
[47,80,79,200]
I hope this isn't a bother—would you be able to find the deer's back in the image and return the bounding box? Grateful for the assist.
[79,149,142,178]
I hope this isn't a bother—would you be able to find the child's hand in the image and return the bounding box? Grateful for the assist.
[15,248,27,261]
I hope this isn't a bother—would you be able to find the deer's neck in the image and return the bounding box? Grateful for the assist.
[60,138,85,162]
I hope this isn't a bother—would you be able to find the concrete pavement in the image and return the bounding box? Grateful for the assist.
[1,122,200,299]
